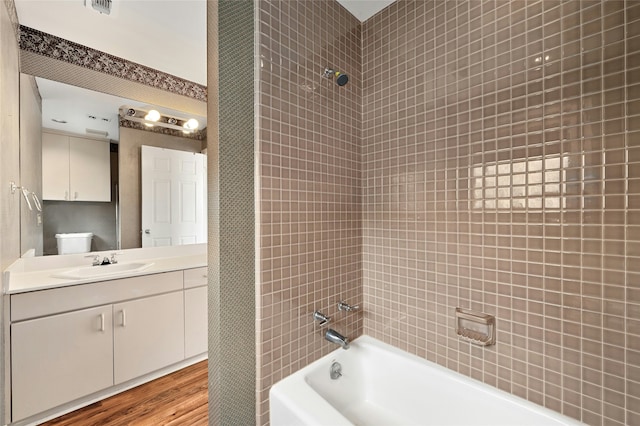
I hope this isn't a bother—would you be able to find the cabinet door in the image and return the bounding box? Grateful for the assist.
[69,137,111,202]
[11,305,113,421]
[185,286,208,358]
[113,291,185,384]
[42,132,70,200]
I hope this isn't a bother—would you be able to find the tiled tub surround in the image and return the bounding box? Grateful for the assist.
[254,0,640,425]
[362,1,640,425]
[256,0,362,423]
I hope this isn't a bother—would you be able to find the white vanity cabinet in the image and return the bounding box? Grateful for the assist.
[184,267,208,358]
[11,305,114,421]
[114,291,185,384]
[42,131,111,202]
[8,270,204,423]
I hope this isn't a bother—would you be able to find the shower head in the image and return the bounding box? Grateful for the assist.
[335,72,349,86]
[323,67,349,86]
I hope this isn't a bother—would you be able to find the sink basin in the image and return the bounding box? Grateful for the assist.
[52,262,154,280]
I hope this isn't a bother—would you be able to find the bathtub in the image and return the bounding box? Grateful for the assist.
[270,335,582,426]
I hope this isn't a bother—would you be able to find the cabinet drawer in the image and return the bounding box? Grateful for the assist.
[184,267,208,289]
[11,271,183,322]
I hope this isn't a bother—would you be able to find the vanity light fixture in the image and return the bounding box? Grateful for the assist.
[120,106,201,133]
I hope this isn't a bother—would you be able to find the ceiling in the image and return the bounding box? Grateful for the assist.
[15,1,393,140]
[15,0,207,85]
[337,0,396,22]
[15,1,395,86]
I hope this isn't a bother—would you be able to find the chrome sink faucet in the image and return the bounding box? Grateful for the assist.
[85,252,121,266]
[325,328,350,350]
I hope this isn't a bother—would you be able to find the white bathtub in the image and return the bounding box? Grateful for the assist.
[270,335,583,426]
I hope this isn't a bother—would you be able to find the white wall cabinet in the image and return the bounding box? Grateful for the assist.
[114,291,185,384]
[9,270,206,423]
[42,131,111,202]
[184,267,208,358]
[11,305,114,420]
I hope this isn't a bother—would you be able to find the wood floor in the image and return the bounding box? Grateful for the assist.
[42,361,208,426]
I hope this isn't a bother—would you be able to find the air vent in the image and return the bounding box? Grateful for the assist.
[86,128,109,137]
[85,0,112,15]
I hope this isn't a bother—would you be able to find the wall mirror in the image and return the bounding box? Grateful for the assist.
[20,76,207,256]
[15,0,207,257]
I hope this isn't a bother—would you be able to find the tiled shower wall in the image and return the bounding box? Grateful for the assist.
[362,1,639,425]
[256,0,362,423]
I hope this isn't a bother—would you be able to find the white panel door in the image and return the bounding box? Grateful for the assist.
[113,291,185,384]
[11,305,113,421]
[141,146,206,247]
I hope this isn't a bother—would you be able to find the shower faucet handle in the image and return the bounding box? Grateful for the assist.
[338,301,360,312]
[313,311,331,326]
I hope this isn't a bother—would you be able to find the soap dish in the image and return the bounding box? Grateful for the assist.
[455,307,495,346]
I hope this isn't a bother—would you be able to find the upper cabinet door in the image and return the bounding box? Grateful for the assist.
[42,132,70,201]
[69,136,111,202]
[42,132,111,202]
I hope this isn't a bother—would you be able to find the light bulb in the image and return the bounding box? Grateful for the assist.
[145,109,161,122]
[183,118,199,130]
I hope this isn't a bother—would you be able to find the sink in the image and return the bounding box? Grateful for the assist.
[52,262,154,280]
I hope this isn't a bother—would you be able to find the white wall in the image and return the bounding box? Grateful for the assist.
[0,1,22,422]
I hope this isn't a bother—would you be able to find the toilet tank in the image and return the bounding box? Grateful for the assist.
[55,232,94,255]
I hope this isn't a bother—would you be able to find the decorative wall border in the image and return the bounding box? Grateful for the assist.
[119,117,207,141]
[19,25,207,102]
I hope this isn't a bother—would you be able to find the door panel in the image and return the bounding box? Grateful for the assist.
[141,146,206,247]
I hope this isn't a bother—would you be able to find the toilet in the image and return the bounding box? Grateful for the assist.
[55,232,94,255]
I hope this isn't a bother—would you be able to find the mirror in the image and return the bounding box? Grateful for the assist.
[20,75,207,256]
[15,1,207,257]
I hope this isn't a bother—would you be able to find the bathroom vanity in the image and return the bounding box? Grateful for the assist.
[3,244,207,425]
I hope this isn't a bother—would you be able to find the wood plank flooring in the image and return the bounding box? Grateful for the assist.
[42,361,208,426]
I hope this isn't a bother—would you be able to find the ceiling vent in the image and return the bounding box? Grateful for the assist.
[86,128,109,137]
[85,0,112,15]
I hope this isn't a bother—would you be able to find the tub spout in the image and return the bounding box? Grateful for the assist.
[325,329,350,350]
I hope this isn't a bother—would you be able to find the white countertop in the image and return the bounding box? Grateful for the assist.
[4,244,207,294]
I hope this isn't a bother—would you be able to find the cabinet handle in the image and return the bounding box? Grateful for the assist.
[74,191,78,200]
[120,309,126,327]
[99,313,105,332]
[65,190,69,201]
